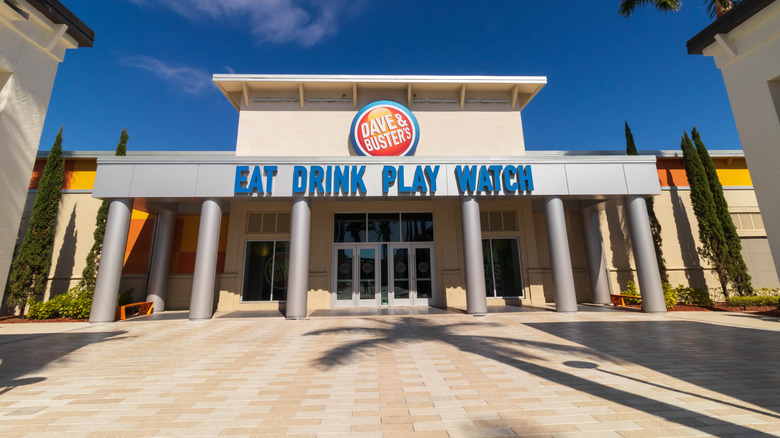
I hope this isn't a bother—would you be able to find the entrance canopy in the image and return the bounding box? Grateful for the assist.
[92,154,661,202]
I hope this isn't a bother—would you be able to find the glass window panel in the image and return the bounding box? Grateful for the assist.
[393,248,410,300]
[276,212,291,233]
[368,213,400,242]
[380,244,389,305]
[415,247,433,299]
[243,241,275,301]
[482,239,495,297]
[489,211,503,231]
[402,213,434,242]
[272,241,290,301]
[334,213,366,242]
[502,211,517,231]
[336,248,353,300]
[491,239,523,297]
[359,248,376,300]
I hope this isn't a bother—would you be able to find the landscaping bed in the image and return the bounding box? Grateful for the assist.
[0,315,87,323]
[671,302,780,317]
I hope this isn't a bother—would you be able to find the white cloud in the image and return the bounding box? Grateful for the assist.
[127,0,358,46]
[120,55,213,95]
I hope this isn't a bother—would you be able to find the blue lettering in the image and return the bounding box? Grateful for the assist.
[234,165,249,193]
[518,165,534,191]
[411,166,428,192]
[248,165,264,193]
[489,165,503,191]
[382,166,397,192]
[264,166,277,193]
[477,165,494,192]
[398,166,412,193]
[425,165,440,192]
[351,166,367,193]
[292,166,307,194]
[504,165,518,192]
[334,166,349,194]
[455,165,477,192]
[309,166,325,194]
[325,166,332,193]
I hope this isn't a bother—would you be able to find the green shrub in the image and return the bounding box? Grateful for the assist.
[622,280,641,305]
[725,295,780,308]
[26,287,93,320]
[675,285,713,307]
[117,288,135,307]
[663,282,678,309]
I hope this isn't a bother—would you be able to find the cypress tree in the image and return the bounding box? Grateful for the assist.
[681,131,732,296]
[691,127,752,296]
[7,128,66,310]
[80,129,129,291]
[625,122,668,282]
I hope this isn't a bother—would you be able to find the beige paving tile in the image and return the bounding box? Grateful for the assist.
[0,310,777,436]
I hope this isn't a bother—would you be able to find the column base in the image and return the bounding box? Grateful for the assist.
[286,316,308,320]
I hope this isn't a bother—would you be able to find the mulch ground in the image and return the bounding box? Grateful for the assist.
[0,315,87,324]
[622,302,780,317]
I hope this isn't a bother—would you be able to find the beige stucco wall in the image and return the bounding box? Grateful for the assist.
[17,192,103,300]
[0,4,83,302]
[702,1,780,287]
[600,188,775,299]
[235,103,525,157]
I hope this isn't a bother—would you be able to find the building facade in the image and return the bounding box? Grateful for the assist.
[0,0,93,301]
[16,75,779,321]
[688,0,780,289]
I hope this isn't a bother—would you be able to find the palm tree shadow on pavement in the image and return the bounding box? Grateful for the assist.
[0,330,126,396]
[304,317,777,437]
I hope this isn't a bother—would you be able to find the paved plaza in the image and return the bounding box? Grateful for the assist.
[1,306,779,437]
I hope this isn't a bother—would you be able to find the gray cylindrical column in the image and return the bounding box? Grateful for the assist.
[544,196,578,313]
[581,208,611,305]
[286,198,311,320]
[90,198,134,323]
[461,197,488,316]
[189,199,222,320]
[626,195,666,313]
[146,208,176,312]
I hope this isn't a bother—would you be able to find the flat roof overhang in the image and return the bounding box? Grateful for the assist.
[213,74,547,112]
[91,154,660,205]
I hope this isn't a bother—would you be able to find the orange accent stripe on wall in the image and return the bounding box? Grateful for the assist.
[170,214,229,274]
[29,158,98,190]
[656,157,753,187]
[123,213,155,274]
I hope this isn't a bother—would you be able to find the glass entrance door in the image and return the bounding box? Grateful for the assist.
[388,243,435,306]
[333,244,381,307]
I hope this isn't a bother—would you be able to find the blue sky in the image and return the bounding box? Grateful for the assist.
[40,1,738,153]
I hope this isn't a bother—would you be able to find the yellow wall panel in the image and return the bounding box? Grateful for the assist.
[131,210,150,220]
[716,168,753,186]
[67,160,97,190]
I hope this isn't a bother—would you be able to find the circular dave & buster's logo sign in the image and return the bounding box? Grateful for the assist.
[350,101,420,156]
